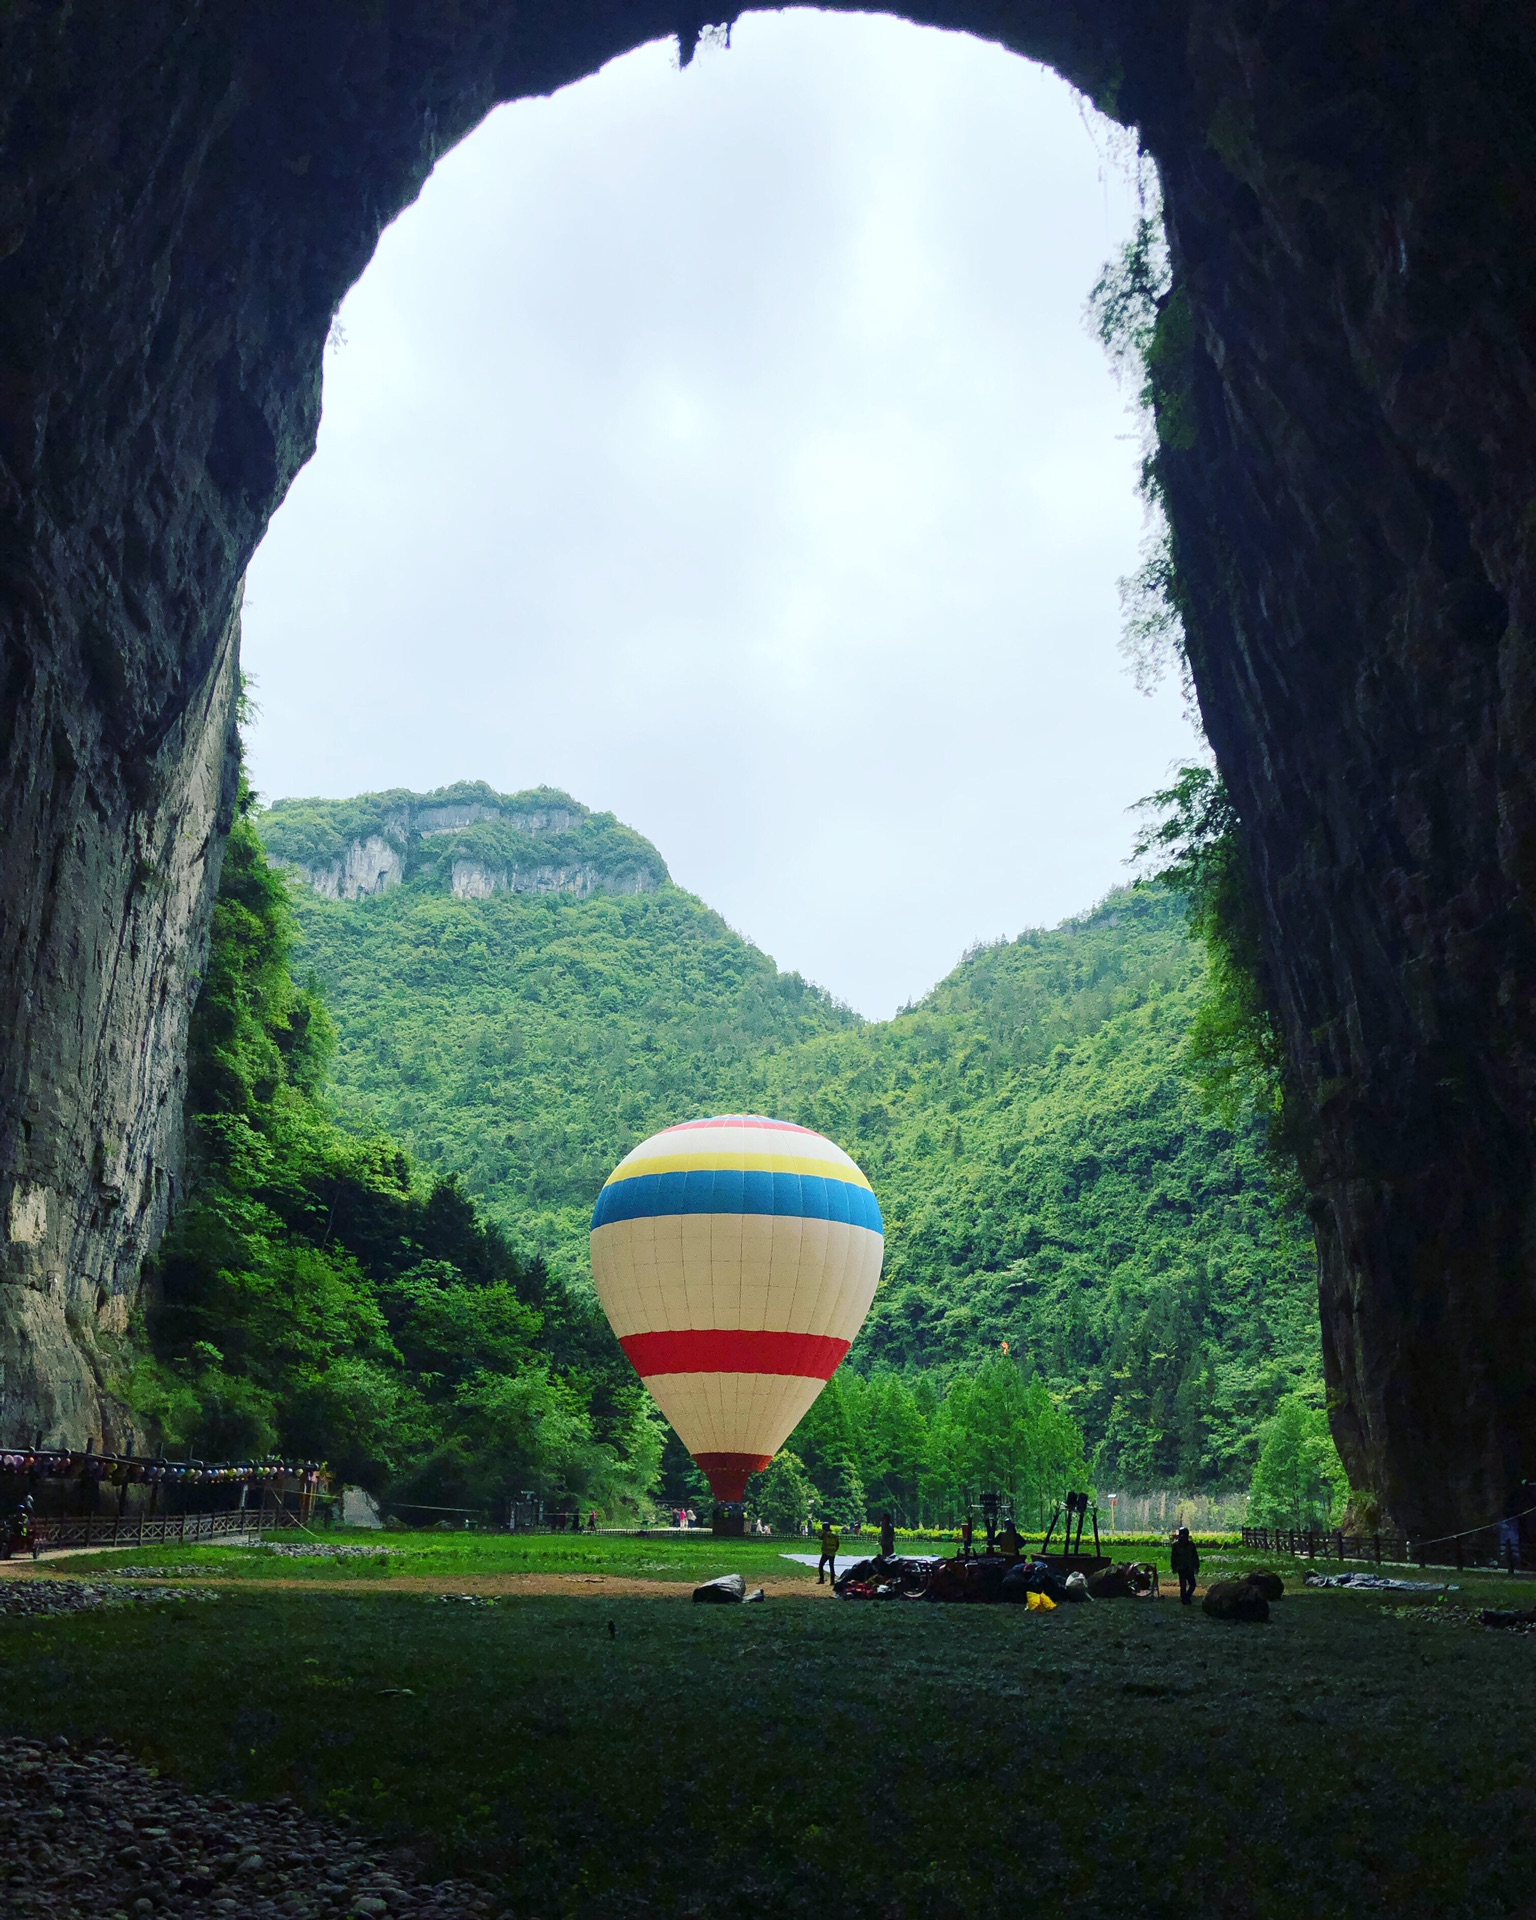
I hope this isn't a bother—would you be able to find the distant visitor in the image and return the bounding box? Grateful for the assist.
[1171,1526,1200,1605]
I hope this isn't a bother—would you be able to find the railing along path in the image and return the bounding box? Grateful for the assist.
[1241,1524,1525,1572]
[19,1508,300,1553]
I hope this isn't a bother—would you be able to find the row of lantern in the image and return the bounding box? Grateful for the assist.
[0,1451,327,1487]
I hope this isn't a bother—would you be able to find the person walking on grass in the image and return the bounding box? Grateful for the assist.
[1171,1526,1200,1605]
[817,1519,841,1585]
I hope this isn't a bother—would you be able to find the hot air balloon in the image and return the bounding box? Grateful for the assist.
[590,1115,884,1509]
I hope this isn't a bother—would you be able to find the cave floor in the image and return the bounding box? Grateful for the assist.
[2,1565,1535,1918]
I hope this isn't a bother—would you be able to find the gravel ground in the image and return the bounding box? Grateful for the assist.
[253,1547,393,1562]
[63,1569,215,1581]
[0,1736,502,1918]
[0,1583,214,1619]
[98,1549,393,1578]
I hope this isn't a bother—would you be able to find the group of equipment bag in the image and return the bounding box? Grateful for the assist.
[833,1554,1163,1604]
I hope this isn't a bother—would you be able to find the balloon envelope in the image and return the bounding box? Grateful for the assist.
[590,1115,884,1501]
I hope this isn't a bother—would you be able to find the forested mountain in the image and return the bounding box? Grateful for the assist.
[260,784,856,1266]
[257,786,1321,1492]
[757,890,1318,1488]
[138,771,661,1516]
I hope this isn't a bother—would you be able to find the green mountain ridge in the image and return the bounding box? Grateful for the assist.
[262,781,669,899]
[256,787,1321,1488]
[257,790,857,1258]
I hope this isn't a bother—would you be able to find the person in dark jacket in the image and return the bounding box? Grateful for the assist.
[879,1511,895,1558]
[1170,1527,1199,1605]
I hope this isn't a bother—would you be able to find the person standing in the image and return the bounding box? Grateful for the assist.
[1170,1526,1200,1605]
[960,1516,975,1558]
[879,1511,895,1559]
[817,1520,841,1585]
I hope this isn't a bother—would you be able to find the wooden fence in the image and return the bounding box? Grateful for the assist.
[22,1507,299,1553]
[1241,1525,1518,1571]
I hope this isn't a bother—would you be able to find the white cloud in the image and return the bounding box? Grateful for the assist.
[242,11,1199,1018]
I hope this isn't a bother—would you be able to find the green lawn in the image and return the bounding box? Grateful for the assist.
[5,1565,1536,1917]
[45,1526,1252,1585]
[47,1528,821,1584]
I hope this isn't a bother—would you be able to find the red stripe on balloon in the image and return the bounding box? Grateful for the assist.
[694,1452,774,1502]
[619,1329,851,1379]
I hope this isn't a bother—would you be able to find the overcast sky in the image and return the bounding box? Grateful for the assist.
[241,10,1199,1021]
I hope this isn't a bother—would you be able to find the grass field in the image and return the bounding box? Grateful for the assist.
[40,1527,1240,1586]
[5,1535,1536,1917]
[43,1529,822,1586]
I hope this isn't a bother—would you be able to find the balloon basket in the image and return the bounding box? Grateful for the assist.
[711,1503,746,1538]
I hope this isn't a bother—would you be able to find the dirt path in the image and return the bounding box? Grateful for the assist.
[0,1543,166,1573]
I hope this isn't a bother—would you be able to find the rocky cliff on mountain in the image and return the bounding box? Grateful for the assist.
[259,783,667,905]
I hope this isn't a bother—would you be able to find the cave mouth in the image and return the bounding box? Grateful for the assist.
[4,0,1535,1537]
[240,12,1199,1025]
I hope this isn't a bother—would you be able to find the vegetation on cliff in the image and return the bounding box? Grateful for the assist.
[133,773,660,1515]
[753,887,1318,1492]
[261,781,669,895]
[259,839,858,1259]
[260,792,1323,1498]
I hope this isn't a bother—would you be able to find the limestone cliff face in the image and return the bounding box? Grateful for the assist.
[262,782,668,907]
[0,597,239,1450]
[448,859,658,900]
[419,803,580,837]
[1,1,1534,1525]
[1129,4,1536,1535]
[300,836,405,902]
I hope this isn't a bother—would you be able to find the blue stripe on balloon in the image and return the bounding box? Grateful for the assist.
[590,1170,884,1234]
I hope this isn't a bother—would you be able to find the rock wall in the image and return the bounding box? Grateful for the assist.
[302,836,405,902]
[0,596,239,1450]
[417,803,581,836]
[1,0,1533,1525]
[1132,3,1536,1535]
[448,859,658,900]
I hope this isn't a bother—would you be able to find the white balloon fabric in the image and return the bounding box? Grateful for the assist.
[590,1115,884,1501]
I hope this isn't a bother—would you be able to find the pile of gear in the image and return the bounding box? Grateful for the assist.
[833,1554,1163,1605]
[692,1573,766,1604]
[1479,1605,1536,1631]
[1200,1569,1284,1621]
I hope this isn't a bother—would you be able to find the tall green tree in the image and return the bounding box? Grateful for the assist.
[921,1358,1087,1528]
[1247,1395,1349,1530]
[745,1451,819,1534]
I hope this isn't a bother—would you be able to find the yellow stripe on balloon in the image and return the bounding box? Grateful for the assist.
[603,1151,873,1190]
